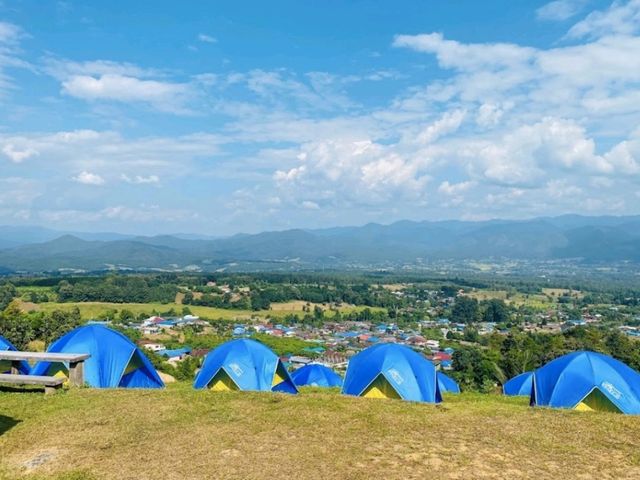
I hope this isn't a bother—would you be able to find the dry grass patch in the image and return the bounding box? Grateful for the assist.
[2,386,640,479]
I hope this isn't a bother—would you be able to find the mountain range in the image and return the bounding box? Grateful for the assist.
[1,215,639,273]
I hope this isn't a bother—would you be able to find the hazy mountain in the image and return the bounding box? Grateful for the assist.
[1,215,639,272]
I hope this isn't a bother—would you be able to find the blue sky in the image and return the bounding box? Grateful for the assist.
[0,0,639,235]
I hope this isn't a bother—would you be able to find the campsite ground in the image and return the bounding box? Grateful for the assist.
[1,385,639,480]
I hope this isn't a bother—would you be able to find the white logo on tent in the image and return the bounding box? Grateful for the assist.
[387,368,404,385]
[601,381,622,400]
[228,363,244,377]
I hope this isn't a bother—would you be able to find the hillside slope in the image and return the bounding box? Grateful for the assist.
[1,385,639,480]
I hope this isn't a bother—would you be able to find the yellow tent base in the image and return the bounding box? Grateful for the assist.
[272,362,289,388]
[362,374,401,399]
[209,369,240,391]
[575,388,621,413]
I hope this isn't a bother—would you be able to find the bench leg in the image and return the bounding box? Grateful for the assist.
[68,361,84,387]
[44,384,61,395]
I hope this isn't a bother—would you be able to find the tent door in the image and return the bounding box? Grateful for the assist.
[362,373,402,399]
[575,388,622,413]
[209,368,240,391]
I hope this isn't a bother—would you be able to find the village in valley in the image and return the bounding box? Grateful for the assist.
[77,278,640,384]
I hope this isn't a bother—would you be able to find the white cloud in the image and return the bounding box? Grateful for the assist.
[537,0,589,21]
[393,33,536,72]
[0,21,22,44]
[2,143,38,162]
[72,171,105,185]
[61,74,192,113]
[121,174,160,184]
[0,21,28,93]
[416,109,466,144]
[198,33,217,43]
[438,180,475,195]
[567,0,640,39]
[301,200,320,210]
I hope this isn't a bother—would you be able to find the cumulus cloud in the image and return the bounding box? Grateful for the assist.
[72,171,105,185]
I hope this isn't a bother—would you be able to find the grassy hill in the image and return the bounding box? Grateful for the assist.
[1,385,639,479]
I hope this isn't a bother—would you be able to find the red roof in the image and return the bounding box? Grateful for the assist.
[432,352,452,361]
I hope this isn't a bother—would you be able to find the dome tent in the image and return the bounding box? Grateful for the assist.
[193,339,298,394]
[503,371,533,396]
[531,351,640,414]
[30,325,164,389]
[437,371,460,394]
[291,363,343,388]
[0,335,30,374]
[342,343,442,403]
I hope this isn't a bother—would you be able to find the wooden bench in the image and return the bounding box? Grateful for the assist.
[0,373,65,395]
[0,351,90,387]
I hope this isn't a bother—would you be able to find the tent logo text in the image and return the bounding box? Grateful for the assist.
[228,363,244,377]
[601,381,622,400]
[387,368,404,385]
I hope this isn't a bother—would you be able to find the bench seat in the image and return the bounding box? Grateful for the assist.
[0,373,64,394]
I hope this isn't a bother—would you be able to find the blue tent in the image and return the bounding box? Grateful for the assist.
[342,343,442,403]
[193,339,297,394]
[437,371,460,394]
[31,325,164,389]
[291,364,343,388]
[0,335,30,374]
[531,351,640,414]
[503,371,533,396]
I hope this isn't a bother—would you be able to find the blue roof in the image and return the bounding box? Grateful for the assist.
[291,364,343,388]
[160,348,191,358]
[342,343,442,403]
[303,346,326,354]
[193,339,297,394]
[532,351,640,414]
[504,371,533,396]
[443,347,455,354]
[0,335,30,374]
[437,371,460,394]
[31,325,164,389]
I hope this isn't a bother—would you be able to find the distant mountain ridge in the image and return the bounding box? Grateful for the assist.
[1,214,640,273]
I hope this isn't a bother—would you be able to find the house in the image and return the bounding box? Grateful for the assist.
[289,355,312,366]
[142,342,166,353]
[160,347,192,362]
[158,320,177,330]
[190,348,211,358]
[407,335,427,347]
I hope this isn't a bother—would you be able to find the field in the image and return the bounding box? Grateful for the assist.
[16,300,381,321]
[1,385,639,479]
[465,289,553,309]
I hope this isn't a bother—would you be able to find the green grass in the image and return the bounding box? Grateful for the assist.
[1,385,640,479]
[20,301,382,321]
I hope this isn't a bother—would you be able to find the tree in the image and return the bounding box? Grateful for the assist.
[0,283,17,310]
[482,299,511,324]
[451,296,479,324]
[0,301,33,349]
